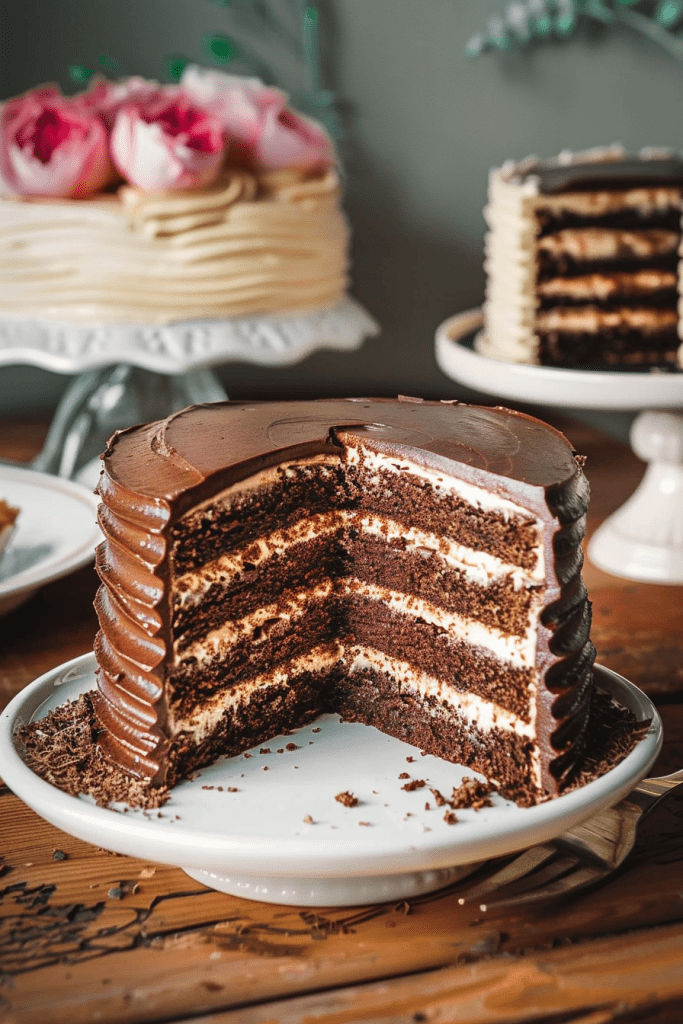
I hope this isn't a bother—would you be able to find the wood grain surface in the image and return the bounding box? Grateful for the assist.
[1,412,682,1024]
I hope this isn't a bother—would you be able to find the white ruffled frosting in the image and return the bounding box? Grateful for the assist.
[0,167,348,324]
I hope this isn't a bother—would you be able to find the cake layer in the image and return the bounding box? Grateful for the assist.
[171,519,541,650]
[538,329,680,368]
[170,581,539,698]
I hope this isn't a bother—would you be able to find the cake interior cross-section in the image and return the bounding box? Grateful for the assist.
[92,398,596,807]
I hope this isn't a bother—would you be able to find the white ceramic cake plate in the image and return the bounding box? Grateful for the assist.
[0,465,100,616]
[436,309,683,584]
[0,653,661,907]
[0,298,379,375]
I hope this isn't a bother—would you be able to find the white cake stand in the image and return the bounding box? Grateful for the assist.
[435,309,683,585]
[1,298,379,488]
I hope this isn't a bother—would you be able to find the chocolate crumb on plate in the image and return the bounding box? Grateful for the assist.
[335,791,359,808]
[401,779,426,791]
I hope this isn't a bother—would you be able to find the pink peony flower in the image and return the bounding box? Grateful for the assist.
[0,86,114,199]
[181,65,334,172]
[110,87,227,191]
[72,75,160,131]
[253,103,334,172]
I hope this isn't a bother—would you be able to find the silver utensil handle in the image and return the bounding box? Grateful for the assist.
[629,767,683,813]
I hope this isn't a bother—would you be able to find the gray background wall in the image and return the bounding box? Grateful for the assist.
[2,0,681,437]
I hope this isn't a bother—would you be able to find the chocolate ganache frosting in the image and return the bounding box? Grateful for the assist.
[93,398,593,797]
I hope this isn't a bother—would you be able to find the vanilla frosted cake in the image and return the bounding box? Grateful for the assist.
[0,168,347,323]
[481,146,683,369]
[0,69,348,325]
[92,398,596,806]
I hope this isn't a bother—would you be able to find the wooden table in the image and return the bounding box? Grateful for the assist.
[1,413,682,1024]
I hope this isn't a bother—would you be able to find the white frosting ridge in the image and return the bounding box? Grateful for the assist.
[0,168,348,323]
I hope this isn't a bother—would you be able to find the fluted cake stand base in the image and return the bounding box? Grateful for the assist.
[435,309,683,585]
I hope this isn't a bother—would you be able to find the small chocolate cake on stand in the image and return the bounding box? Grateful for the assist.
[436,308,683,584]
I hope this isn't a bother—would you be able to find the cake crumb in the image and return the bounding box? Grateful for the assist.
[430,788,446,807]
[406,756,415,763]
[335,791,359,808]
[262,765,269,771]
[312,728,321,733]
[401,779,426,791]
[227,787,239,792]
[277,748,284,754]
[303,814,314,824]
[398,772,410,780]
[424,802,431,811]
[358,821,372,827]
[450,777,496,810]
[259,748,271,755]
[285,743,299,751]
[443,811,458,825]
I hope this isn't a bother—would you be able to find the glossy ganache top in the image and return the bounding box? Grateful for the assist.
[93,398,591,789]
[100,398,583,507]
[521,155,683,195]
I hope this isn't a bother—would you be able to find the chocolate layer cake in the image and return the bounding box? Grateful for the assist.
[481,146,683,369]
[93,398,595,806]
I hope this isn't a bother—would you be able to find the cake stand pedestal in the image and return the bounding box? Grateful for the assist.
[0,298,379,488]
[435,309,683,585]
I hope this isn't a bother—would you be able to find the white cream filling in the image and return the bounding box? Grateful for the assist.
[346,646,534,736]
[181,455,341,522]
[349,581,540,669]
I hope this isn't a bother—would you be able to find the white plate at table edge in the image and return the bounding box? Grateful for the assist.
[0,464,101,616]
[0,653,661,906]
[435,308,683,410]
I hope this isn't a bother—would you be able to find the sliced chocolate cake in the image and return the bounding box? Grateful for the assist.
[92,398,595,806]
[481,146,683,369]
